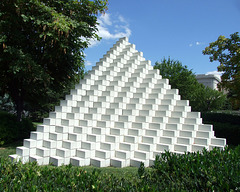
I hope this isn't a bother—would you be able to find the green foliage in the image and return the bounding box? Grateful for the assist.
[0,111,34,144]
[0,0,108,121]
[147,147,240,191]
[202,112,240,146]
[154,57,227,112]
[0,147,239,191]
[203,32,240,109]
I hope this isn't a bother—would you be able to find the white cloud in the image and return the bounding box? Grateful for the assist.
[85,60,93,66]
[189,41,205,47]
[206,70,223,76]
[99,13,112,26]
[88,13,131,47]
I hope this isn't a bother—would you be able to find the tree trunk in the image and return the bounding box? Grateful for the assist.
[16,95,24,122]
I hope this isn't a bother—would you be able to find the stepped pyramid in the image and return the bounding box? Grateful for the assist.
[10,37,226,168]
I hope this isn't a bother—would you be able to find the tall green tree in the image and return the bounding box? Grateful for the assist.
[203,32,240,109]
[154,58,227,112]
[0,0,108,121]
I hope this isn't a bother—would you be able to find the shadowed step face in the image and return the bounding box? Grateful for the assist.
[9,37,226,168]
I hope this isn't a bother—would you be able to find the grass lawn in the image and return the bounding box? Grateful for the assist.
[0,141,139,180]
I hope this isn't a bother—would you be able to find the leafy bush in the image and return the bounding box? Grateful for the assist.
[0,147,239,191]
[0,111,34,144]
[140,147,240,191]
[202,112,240,124]
[202,112,240,146]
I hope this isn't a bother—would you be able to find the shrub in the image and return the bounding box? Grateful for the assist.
[0,111,34,144]
[202,112,240,146]
[0,147,239,191]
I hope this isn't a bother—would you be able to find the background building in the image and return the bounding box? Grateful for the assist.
[196,74,221,90]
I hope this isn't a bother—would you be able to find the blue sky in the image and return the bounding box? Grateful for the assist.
[84,0,240,75]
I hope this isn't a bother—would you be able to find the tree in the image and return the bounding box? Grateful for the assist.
[154,58,227,112]
[0,0,108,121]
[203,32,240,109]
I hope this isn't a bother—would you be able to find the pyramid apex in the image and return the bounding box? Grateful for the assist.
[119,36,129,42]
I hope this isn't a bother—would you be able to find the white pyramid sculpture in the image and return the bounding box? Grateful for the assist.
[10,37,226,168]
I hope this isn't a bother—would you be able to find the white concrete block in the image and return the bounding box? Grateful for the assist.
[111,158,130,168]
[29,155,45,165]
[24,139,37,148]
[194,138,209,145]
[16,147,30,157]
[174,144,190,152]
[81,141,96,150]
[115,150,133,159]
[211,138,226,146]
[30,132,43,140]
[36,147,50,157]
[192,145,206,152]
[50,156,64,166]
[198,124,213,132]
[71,157,90,166]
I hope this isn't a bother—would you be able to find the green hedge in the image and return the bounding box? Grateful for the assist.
[0,111,34,144]
[1,147,239,191]
[201,112,240,124]
[201,112,240,146]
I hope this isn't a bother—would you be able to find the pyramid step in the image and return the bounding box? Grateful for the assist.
[182,124,197,131]
[90,157,110,167]
[71,157,90,166]
[76,149,92,158]
[177,137,192,145]
[115,150,133,159]
[87,134,103,142]
[138,143,155,152]
[210,138,226,146]
[16,146,30,157]
[148,93,163,99]
[111,158,130,168]
[23,139,37,148]
[162,130,178,137]
[187,112,201,118]
[142,136,157,144]
[168,117,184,124]
[159,136,174,145]
[198,124,213,132]
[184,118,202,124]
[174,144,191,152]
[95,149,112,159]
[123,135,140,143]
[144,129,161,137]
[43,139,57,149]
[49,156,65,166]
[156,143,173,152]
[196,131,213,138]
[29,155,49,165]
[128,128,143,136]
[119,143,137,151]
[30,132,43,140]
[100,142,116,151]
[105,135,121,143]
[37,125,50,132]
[9,154,29,164]
[166,123,181,131]
[62,140,79,149]
[194,138,209,145]
[191,144,207,152]
[68,133,86,142]
[81,141,97,150]
[179,130,196,138]
[122,109,139,116]
[36,147,50,157]
[56,148,74,158]
[149,122,165,130]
